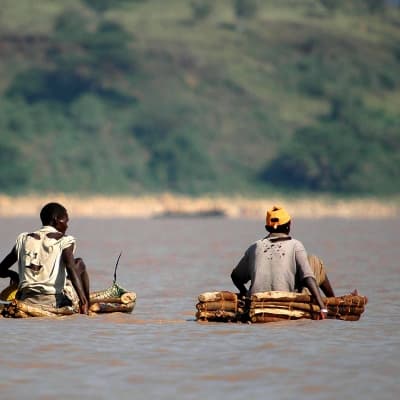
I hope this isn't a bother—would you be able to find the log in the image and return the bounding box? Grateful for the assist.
[327,305,364,315]
[249,307,311,319]
[7,303,16,316]
[89,292,137,305]
[198,291,237,302]
[196,300,238,312]
[324,295,368,307]
[196,310,237,321]
[250,301,319,312]
[121,292,136,304]
[250,315,289,323]
[3,302,15,317]
[89,301,135,314]
[13,310,30,318]
[42,306,75,316]
[16,301,59,318]
[251,291,312,303]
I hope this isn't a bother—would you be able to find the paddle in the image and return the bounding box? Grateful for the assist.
[113,252,122,284]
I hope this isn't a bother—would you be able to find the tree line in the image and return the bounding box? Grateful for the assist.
[0,0,399,195]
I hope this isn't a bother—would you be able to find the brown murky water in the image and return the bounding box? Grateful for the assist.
[0,217,399,400]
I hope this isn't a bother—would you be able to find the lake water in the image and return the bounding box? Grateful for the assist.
[0,217,399,400]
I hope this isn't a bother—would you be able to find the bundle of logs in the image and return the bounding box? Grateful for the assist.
[195,291,244,322]
[0,282,136,318]
[196,290,367,323]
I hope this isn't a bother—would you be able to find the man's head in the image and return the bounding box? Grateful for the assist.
[265,205,291,234]
[40,202,69,233]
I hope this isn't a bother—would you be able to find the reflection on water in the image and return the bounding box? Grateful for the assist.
[0,217,399,400]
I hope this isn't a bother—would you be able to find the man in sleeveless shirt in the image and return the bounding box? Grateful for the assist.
[0,202,90,314]
[231,205,331,319]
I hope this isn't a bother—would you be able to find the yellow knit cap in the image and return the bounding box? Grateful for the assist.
[266,206,291,229]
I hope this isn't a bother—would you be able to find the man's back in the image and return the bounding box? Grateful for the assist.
[243,234,314,294]
[16,226,75,296]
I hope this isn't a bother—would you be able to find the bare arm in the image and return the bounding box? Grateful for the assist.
[62,245,88,314]
[231,271,248,297]
[231,251,251,297]
[303,277,327,319]
[320,276,335,297]
[0,246,19,285]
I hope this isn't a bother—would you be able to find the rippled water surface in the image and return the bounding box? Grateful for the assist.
[0,217,399,400]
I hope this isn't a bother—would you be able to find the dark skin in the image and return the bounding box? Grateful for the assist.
[231,275,249,298]
[320,276,335,298]
[0,250,19,285]
[302,277,327,320]
[231,222,328,320]
[0,212,89,315]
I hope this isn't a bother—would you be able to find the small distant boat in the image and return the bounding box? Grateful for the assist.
[195,290,368,323]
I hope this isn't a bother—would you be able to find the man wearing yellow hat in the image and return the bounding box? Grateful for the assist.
[231,205,330,319]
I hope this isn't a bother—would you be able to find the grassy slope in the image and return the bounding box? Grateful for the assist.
[118,0,400,187]
[0,0,399,195]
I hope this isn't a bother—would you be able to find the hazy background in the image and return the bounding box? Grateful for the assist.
[0,0,399,198]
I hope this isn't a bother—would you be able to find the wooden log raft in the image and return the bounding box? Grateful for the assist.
[0,282,136,318]
[248,291,367,322]
[248,292,367,322]
[195,291,245,322]
[195,290,368,323]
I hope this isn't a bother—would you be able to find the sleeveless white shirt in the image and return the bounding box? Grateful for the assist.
[15,226,75,295]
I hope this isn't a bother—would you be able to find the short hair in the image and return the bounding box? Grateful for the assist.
[40,202,67,225]
[266,221,291,234]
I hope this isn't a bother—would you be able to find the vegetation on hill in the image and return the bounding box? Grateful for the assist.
[0,0,399,196]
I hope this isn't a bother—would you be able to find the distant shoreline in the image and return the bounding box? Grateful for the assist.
[0,193,398,219]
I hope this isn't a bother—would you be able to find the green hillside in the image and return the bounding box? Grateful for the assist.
[0,0,399,195]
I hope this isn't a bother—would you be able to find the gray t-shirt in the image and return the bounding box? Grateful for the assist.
[231,233,315,295]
